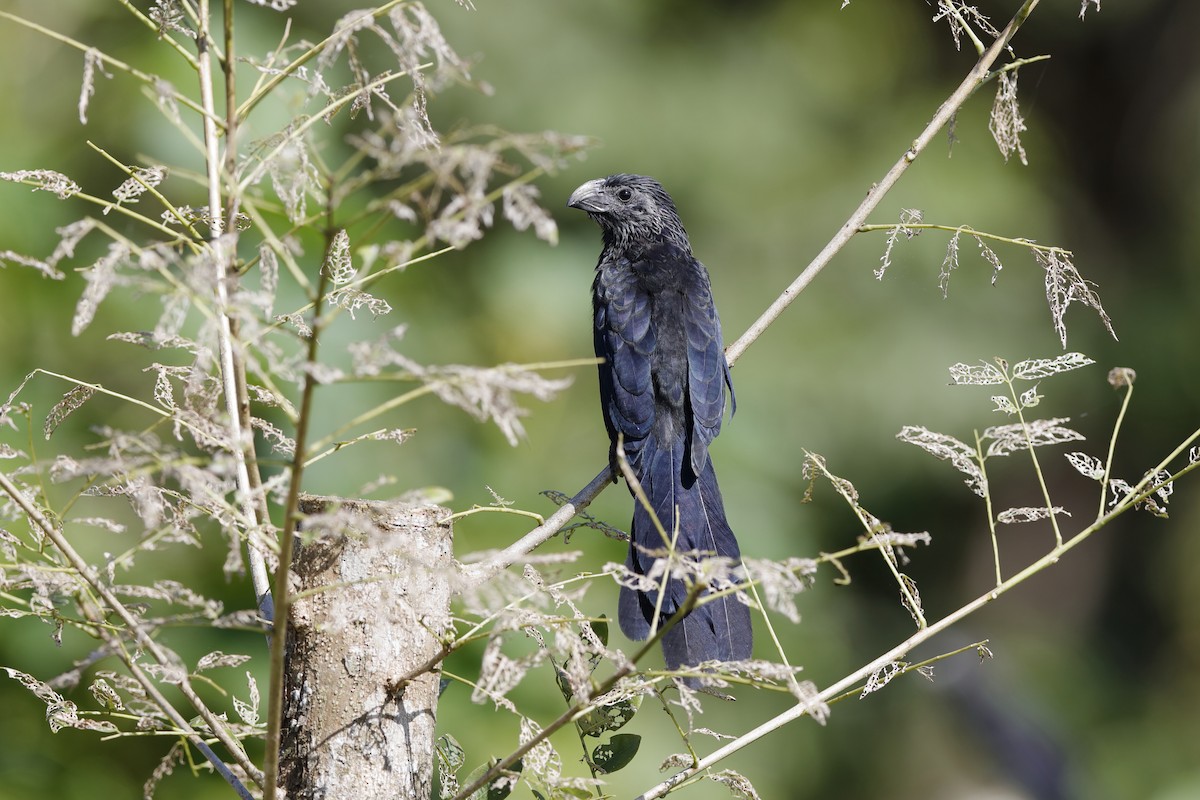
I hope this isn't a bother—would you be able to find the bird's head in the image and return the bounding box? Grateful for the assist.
[567,174,690,254]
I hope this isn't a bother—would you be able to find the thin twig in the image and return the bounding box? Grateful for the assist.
[462,467,613,583]
[825,639,991,705]
[113,0,203,67]
[438,505,545,526]
[195,0,272,624]
[805,450,926,628]
[635,458,1177,800]
[471,0,1045,579]
[857,222,1070,254]
[448,586,705,800]
[725,0,1041,366]
[973,429,1002,586]
[233,0,408,122]
[236,67,431,196]
[0,11,215,124]
[1098,375,1134,518]
[261,189,342,800]
[1007,377,1064,547]
[0,470,262,790]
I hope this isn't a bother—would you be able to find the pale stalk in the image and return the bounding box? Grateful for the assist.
[469,0,1044,577]
[974,429,1003,586]
[725,0,1041,365]
[0,470,262,789]
[196,0,272,620]
[636,420,1200,800]
[1098,374,1135,517]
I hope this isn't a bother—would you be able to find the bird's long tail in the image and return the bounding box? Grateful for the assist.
[617,435,752,670]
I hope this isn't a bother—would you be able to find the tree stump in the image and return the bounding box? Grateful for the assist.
[280,495,453,799]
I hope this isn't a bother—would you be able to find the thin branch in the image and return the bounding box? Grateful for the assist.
[233,0,408,122]
[973,429,1002,586]
[448,586,705,800]
[82,605,255,800]
[805,450,926,628]
[86,141,206,239]
[462,467,613,583]
[470,0,1045,579]
[857,223,1069,254]
[943,1,988,54]
[438,505,545,527]
[195,0,272,623]
[983,54,1052,82]
[725,0,1041,366]
[261,191,342,800]
[0,470,262,790]
[0,11,216,125]
[113,0,203,68]
[236,66,432,196]
[634,442,1191,800]
[825,639,991,705]
[1006,379,1064,547]
[1098,374,1134,518]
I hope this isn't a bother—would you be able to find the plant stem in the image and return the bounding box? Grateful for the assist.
[724,0,1040,367]
[636,424,1200,800]
[261,195,340,800]
[0,11,215,123]
[1008,381,1064,547]
[857,222,1070,254]
[0,470,261,790]
[974,429,1002,586]
[1098,375,1134,517]
[448,587,704,800]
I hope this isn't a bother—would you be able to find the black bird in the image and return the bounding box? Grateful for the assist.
[568,174,751,672]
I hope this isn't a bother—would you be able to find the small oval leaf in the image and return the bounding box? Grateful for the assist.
[593,733,641,774]
[591,615,609,647]
[578,697,638,737]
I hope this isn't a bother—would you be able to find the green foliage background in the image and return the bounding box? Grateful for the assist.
[1,1,1198,798]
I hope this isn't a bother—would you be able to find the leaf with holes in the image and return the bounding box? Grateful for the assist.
[592,733,641,774]
[485,758,522,800]
[578,696,638,738]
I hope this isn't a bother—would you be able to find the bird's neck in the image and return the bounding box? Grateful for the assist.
[602,233,692,263]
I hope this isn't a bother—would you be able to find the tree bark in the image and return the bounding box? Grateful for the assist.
[280,495,453,799]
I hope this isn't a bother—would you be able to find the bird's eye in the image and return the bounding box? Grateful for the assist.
[616,188,633,202]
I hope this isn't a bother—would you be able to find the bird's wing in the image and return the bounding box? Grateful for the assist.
[683,260,732,477]
[594,259,656,468]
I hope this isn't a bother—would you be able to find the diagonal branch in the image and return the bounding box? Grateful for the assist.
[725,0,1041,365]
[635,426,1200,800]
[0,470,261,793]
[473,0,1044,580]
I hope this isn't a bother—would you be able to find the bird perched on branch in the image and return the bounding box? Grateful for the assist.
[568,174,751,673]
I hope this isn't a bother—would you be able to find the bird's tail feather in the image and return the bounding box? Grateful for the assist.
[618,435,752,670]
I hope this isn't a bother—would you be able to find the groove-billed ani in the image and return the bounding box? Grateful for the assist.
[567,174,751,671]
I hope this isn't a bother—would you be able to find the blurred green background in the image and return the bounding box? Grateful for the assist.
[2,1,1199,798]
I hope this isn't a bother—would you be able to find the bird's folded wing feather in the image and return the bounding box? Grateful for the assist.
[683,263,733,477]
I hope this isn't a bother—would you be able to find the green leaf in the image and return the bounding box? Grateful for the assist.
[554,666,573,701]
[585,615,609,670]
[577,696,639,737]
[435,735,466,800]
[435,734,465,773]
[590,615,609,647]
[592,733,641,774]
